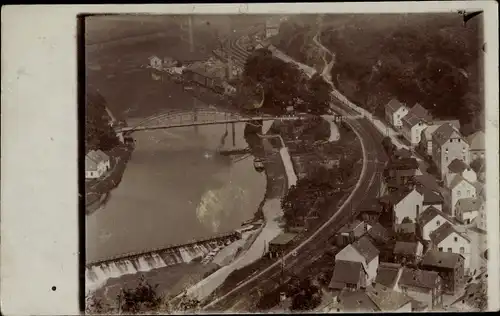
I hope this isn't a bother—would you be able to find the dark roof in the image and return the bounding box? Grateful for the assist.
[366,223,392,244]
[269,233,297,245]
[410,299,429,311]
[380,188,419,206]
[448,159,470,174]
[399,268,440,289]
[396,223,416,234]
[394,148,412,159]
[385,98,406,114]
[394,241,420,256]
[366,283,413,311]
[402,103,431,127]
[429,222,471,245]
[375,263,402,288]
[352,236,380,262]
[387,157,419,170]
[421,250,464,269]
[338,291,379,312]
[338,220,365,234]
[357,197,383,213]
[419,187,444,205]
[329,260,364,289]
[456,197,484,213]
[417,206,450,227]
[432,123,462,146]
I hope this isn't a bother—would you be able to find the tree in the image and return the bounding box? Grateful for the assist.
[86,90,120,153]
[290,277,322,311]
[116,276,165,314]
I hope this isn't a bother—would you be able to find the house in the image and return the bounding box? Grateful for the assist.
[419,120,461,156]
[365,223,394,262]
[455,197,484,225]
[421,250,465,294]
[85,150,111,179]
[418,185,444,211]
[448,174,477,218]
[445,158,477,186]
[384,98,409,129]
[267,233,297,259]
[417,206,452,241]
[396,267,443,309]
[365,283,413,312]
[401,103,432,147]
[380,187,423,225]
[384,158,421,187]
[431,123,470,178]
[474,200,487,232]
[375,262,403,289]
[393,148,412,160]
[329,260,367,291]
[429,222,471,272]
[357,198,384,225]
[334,220,367,248]
[335,236,380,284]
[393,241,424,265]
[466,130,485,162]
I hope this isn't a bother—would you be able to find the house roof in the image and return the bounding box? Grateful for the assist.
[366,223,392,244]
[421,250,464,269]
[419,187,444,205]
[466,130,485,151]
[432,123,462,146]
[449,174,474,190]
[375,263,402,288]
[269,232,297,245]
[338,220,364,234]
[329,260,364,289]
[380,188,419,206]
[338,291,379,312]
[385,98,406,115]
[394,241,420,256]
[387,157,419,170]
[434,119,461,130]
[429,221,471,245]
[397,223,416,234]
[357,197,383,213]
[366,283,413,311]
[417,206,451,227]
[422,124,441,143]
[456,197,484,213]
[352,236,380,263]
[448,159,470,174]
[402,103,431,127]
[85,150,109,171]
[394,148,412,159]
[85,155,99,171]
[399,268,440,289]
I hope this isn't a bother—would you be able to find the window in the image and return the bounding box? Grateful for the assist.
[446,156,449,162]
[438,247,443,252]
[454,237,458,242]
[458,139,461,142]
[447,248,452,252]
[436,220,441,226]
[457,190,461,197]
[450,139,453,143]
[460,247,465,254]
[467,190,470,196]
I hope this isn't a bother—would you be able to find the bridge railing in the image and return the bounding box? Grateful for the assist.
[86,230,241,267]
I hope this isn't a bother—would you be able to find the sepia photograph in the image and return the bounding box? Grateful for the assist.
[83,10,489,313]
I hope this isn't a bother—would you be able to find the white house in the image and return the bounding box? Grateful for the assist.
[417,206,453,241]
[384,98,409,129]
[445,158,477,187]
[396,268,443,309]
[383,187,424,225]
[420,120,461,156]
[430,222,472,273]
[455,197,484,225]
[149,55,163,70]
[431,123,470,179]
[466,130,485,162]
[85,150,111,179]
[335,236,380,284]
[401,103,432,147]
[448,175,477,218]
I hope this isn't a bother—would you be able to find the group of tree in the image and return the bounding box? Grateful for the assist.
[240,48,333,116]
[85,276,200,314]
[281,165,345,228]
[275,14,484,136]
[85,89,120,153]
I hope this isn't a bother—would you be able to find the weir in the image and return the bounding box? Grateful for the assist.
[86,231,241,292]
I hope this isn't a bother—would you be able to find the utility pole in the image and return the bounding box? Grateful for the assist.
[188,15,194,53]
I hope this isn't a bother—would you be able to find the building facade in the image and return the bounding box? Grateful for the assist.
[466,130,485,162]
[85,150,111,179]
[431,123,470,179]
[421,251,465,295]
[401,103,431,147]
[448,175,477,218]
[430,222,471,272]
[384,98,409,129]
[455,197,484,225]
[417,206,452,241]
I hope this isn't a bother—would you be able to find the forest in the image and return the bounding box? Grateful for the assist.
[85,89,120,154]
[274,13,484,136]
